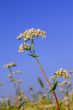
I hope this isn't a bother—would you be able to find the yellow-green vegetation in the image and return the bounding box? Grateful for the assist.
[0,28,73,110]
[0,92,73,110]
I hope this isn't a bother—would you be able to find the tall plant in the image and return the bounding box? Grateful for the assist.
[17,28,61,110]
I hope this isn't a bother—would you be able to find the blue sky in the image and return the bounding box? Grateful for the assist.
[0,0,73,97]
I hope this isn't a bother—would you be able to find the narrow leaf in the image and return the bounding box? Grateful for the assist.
[49,81,58,92]
[38,78,44,88]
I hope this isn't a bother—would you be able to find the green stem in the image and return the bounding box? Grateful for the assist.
[8,68,20,107]
[66,90,70,110]
[53,91,60,110]
[8,68,17,95]
[35,57,51,87]
[35,57,60,110]
[31,39,35,53]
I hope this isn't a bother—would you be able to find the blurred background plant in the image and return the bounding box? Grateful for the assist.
[0,66,73,110]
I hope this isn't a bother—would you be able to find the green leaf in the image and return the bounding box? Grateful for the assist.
[33,54,39,58]
[28,54,39,58]
[38,78,44,88]
[49,81,58,92]
[28,54,34,57]
[17,102,25,109]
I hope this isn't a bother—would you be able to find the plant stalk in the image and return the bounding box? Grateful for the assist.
[8,68,20,107]
[35,57,60,110]
[9,68,17,95]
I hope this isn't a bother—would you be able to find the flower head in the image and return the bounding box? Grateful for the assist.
[17,28,46,41]
[12,70,22,74]
[20,90,24,94]
[8,74,13,78]
[60,80,71,86]
[18,96,23,100]
[55,68,69,78]
[19,43,31,52]
[10,79,16,84]
[60,88,64,92]
[4,63,16,68]
[50,75,56,81]
[18,79,23,84]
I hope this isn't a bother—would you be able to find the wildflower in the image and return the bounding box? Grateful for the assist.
[10,79,16,84]
[19,43,31,52]
[17,33,23,40]
[17,28,46,41]
[18,96,22,100]
[20,90,24,94]
[64,96,69,103]
[60,80,71,86]
[60,88,64,92]
[8,74,13,78]
[55,68,69,78]
[4,63,16,68]
[12,70,22,74]
[50,76,56,81]
[29,87,33,91]
[18,79,23,84]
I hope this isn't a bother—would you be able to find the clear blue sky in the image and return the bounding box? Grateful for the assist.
[0,0,73,97]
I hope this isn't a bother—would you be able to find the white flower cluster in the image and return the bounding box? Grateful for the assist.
[55,68,69,78]
[4,63,16,68]
[19,43,31,52]
[17,28,46,41]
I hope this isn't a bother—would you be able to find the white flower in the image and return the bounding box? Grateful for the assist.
[19,43,31,52]
[17,28,46,41]
[4,63,16,68]
[55,68,69,78]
